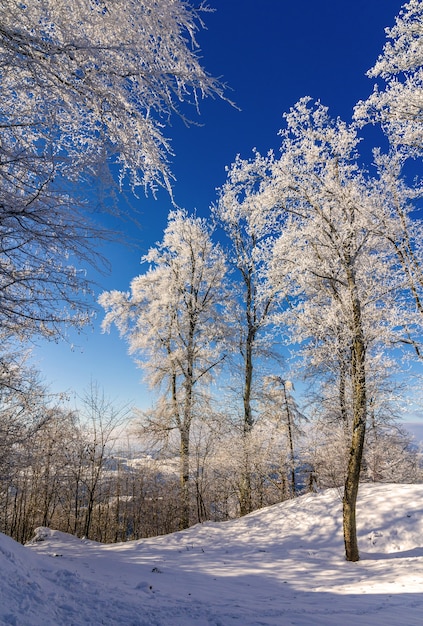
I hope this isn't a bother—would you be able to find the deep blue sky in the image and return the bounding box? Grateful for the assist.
[33,0,405,411]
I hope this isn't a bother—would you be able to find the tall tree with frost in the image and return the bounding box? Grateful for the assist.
[224,98,423,560]
[213,152,282,514]
[0,0,224,340]
[271,100,423,561]
[355,0,423,154]
[99,210,227,528]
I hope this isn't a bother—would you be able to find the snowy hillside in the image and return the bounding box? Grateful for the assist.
[1,483,423,625]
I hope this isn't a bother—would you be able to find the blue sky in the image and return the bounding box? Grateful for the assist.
[32,0,406,411]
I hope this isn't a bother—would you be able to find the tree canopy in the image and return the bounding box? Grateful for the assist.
[0,0,224,340]
[355,0,423,155]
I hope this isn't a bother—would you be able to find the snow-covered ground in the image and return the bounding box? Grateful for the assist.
[1,483,423,625]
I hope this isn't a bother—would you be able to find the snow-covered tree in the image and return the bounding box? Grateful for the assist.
[1,0,223,192]
[214,152,281,435]
[0,362,69,541]
[260,377,304,497]
[222,98,423,560]
[0,0,224,340]
[302,350,413,490]
[213,153,283,513]
[99,210,228,528]
[270,99,423,561]
[355,0,423,154]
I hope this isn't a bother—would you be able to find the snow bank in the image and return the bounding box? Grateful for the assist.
[1,484,423,625]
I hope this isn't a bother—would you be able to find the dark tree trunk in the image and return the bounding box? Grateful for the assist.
[343,275,367,562]
[179,426,190,530]
[282,382,296,497]
[239,446,253,516]
[243,326,254,434]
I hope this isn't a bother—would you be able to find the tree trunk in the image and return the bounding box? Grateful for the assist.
[343,275,367,562]
[239,447,253,516]
[282,382,296,497]
[339,355,349,428]
[243,326,254,434]
[240,310,255,515]
[343,412,366,561]
[179,426,190,529]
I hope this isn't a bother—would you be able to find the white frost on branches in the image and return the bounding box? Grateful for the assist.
[355,0,423,154]
[0,0,224,339]
[0,0,223,193]
[214,150,284,436]
[219,97,423,559]
[99,208,228,528]
[99,209,228,395]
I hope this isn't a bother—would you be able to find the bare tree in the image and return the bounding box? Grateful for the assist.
[76,382,131,539]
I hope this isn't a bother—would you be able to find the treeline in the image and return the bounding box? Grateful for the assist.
[1,381,420,545]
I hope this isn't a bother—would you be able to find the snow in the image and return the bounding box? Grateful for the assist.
[1,484,423,625]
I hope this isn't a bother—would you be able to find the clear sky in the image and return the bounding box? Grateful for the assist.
[32,0,406,411]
